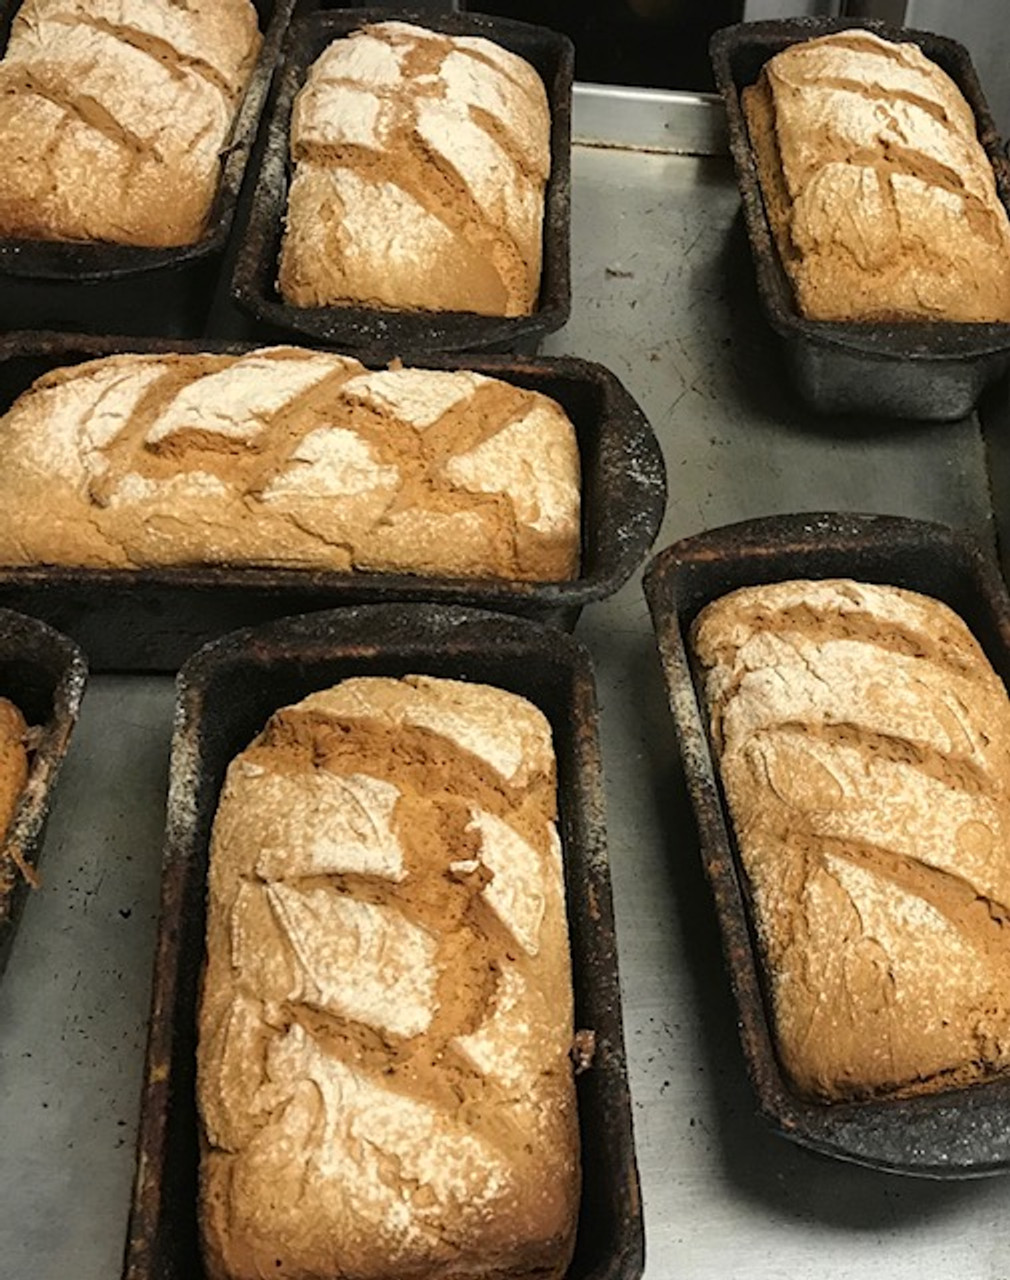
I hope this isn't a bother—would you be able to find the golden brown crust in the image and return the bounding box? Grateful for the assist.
[197,676,579,1280]
[743,29,1010,322]
[693,579,1010,1101]
[0,349,581,582]
[0,0,261,247]
[278,21,550,317]
[0,698,28,842]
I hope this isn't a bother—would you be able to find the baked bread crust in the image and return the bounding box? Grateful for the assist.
[0,698,27,840]
[197,675,579,1280]
[278,21,550,317]
[0,347,580,580]
[0,0,261,247]
[742,30,1010,322]
[693,579,1010,1101]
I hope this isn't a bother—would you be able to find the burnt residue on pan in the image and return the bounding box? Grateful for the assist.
[122,604,643,1280]
[710,19,1010,421]
[644,511,1010,1176]
[0,607,87,975]
[0,331,666,671]
[229,7,573,357]
[0,0,295,338]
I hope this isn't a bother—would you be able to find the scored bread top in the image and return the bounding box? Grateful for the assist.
[693,578,1010,1100]
[0,0,261,246]
[279,21,551,317]
[198,675,579,1280]
[742,29,1010,321]
[0,347,580,581]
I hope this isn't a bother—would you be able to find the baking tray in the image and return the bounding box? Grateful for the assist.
[123,603,643,1280]
[710,18,1010,422]
[228,7,573,357]
[0,0,295,338]
[0,330,664,670]
[0,606,87,976]
[643,510,1010,1177]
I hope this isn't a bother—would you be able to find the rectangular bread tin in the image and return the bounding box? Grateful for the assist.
[0,0,294,338]
[0,607,87,975]
[710,18,1010,422]
[0,331,665,669]
[123,602,644,1279]
[644,511,1010,1176]
[228,6,573,357]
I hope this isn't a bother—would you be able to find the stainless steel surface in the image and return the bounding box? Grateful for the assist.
[2,99,1008,1280]
[841,0,908,20]
[574,84,727,154]
[905,0,1010,138]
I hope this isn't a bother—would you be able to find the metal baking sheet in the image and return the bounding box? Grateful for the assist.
[1,87,1008,1280]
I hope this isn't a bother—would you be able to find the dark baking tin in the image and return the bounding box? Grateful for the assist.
[0,0,295,338]
[123,603,643,1280]
[0,330,665,671]
[644,511,1010,1176]
[229,7,573,357]
[711,19,1010,421]
[0,607,87,976]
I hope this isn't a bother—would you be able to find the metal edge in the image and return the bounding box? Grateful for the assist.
[572,84,727,157]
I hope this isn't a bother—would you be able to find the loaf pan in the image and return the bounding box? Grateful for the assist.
[0,330,665,670]
[228,7,573,357]
[0,607,87,976]
[123,603,643,1280]
[644,511,1010,1177]
[710,18,1010,422]
[0,0,294,338]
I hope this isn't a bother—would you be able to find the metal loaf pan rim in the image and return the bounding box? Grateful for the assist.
[709,18,1010,364]
[643,510,1010,1177]
[229,6,573,356]
[0,330,666,670]
[122,602,644,1280]
[0,0,292,283]
[0,606,88,976]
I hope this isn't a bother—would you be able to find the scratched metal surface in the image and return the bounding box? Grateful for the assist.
[0,123,1006,1280]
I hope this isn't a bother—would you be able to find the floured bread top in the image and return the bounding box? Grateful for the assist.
[279,21,551,317]
[198,675,579,1280]
[742,30,1010,321]
[0,347,580,581]
[0,0,261,246]
[693,578,1010,1100]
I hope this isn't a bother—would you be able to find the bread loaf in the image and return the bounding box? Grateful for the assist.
[0,347,580,580]
[692,579,1010,1101]
[742,30,1010,322]
[0,0,261,246]
[197,675,580,1280]
[0,699,27,840]
[278,21,550,316]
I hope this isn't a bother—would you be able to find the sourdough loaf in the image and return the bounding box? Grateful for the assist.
[0,699,27,840]
[278,21,550,316]
[0,0,261,246]
[197,675,580,1280]
[742,30,1010,322]
[692,579,1010,1101]
[0,347,580,580]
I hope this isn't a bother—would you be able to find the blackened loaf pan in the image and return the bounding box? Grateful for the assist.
[229,7,573,357]
[0,607,87,975]
[0,0,295,338]
[644,512,1010,1176]
[711,19,1010,422]
[123,603,643,1280]
[0,331,666,671]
